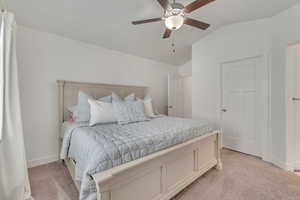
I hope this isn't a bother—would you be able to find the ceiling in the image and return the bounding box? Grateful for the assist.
[8,0,300,66]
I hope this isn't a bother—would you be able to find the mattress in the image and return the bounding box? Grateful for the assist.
[60,116,213,200]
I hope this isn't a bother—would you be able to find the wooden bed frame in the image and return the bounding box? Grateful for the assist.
[57,80,222,200]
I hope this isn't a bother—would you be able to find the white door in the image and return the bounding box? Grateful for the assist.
[287,43,300,170]
[221,57,267,157]
[168,73,184,117]
[294,46,300,170]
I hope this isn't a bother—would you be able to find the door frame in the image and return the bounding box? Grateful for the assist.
[219,54,271,162]
[182,75,192,118]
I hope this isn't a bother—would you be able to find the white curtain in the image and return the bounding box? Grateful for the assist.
[0,11,33,200]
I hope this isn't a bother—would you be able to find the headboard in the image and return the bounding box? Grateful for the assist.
[57,80,148,122]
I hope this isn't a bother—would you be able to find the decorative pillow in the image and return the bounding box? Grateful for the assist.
[112,100,149,125]
[137,96,156,117]
[68,92,112,122]
[124,93,135,101]
[112,92,136,102]
[88,99,117,126]
[112,92,122,102]
[67,110,76,122]
[143,98,156,117]
[68,91,139,122]
[68,91,91,122]
[98,95,112,103]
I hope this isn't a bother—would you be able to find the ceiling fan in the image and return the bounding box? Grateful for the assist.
[132,0,215,39]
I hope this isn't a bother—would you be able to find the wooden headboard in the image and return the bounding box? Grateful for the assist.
[57,80,149,122]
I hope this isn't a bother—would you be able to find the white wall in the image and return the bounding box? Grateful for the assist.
[178,61,192,77]
[17,26,175,167]
[192,3,300,169]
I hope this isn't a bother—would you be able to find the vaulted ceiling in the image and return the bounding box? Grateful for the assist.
[8,0,300,65]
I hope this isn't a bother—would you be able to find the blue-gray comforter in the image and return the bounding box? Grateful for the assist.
[61,117,213,200]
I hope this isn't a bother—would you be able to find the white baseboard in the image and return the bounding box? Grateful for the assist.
[284,162,295,172]
[272,160,300,172]
[293,162,300,171]
[223,147,291,171]
[27,155,59,168]
[271,156,292,171]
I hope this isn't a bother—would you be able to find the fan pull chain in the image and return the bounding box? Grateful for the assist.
[172,43,175,53]
[171,38,176,54]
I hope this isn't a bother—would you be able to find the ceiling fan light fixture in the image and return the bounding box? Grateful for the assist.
[132,0,214,39]
[165,15,184,30]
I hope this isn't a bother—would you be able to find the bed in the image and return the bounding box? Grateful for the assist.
[57,80,222,200]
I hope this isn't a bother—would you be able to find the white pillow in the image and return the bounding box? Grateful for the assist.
[138,96,156,117]
[68,92,112,122]
[88,99,117,126]
[144,99,156,117]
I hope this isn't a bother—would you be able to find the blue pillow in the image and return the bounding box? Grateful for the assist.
[112,92,136,102]
[112,92,122,102]
[98,95,112,103]
[112,100,149,125]
[68,91,91,122]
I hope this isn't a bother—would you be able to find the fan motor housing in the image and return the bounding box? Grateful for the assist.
[170,2,184,10]
[165,2,185,17]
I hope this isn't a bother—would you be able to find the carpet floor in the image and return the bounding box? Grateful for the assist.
[28,149,300,200]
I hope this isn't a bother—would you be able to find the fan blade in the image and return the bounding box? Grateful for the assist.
[157,0,169,10]
[163,29,172,39]
[184,18,210,30]
[132,18,162,25]
[184,0,215,13]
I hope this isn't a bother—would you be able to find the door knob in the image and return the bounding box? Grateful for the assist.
[168,106,173,109]
[221,109,227,112]
[292,97,300,101]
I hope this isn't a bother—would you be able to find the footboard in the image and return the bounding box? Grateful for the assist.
[93,131,222,200]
